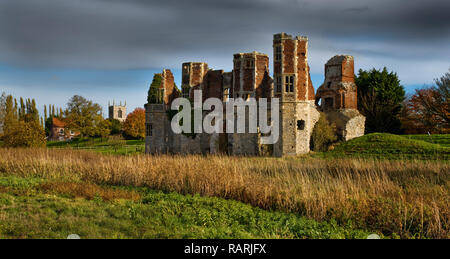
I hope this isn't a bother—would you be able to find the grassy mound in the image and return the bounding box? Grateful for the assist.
[327,133,450,160]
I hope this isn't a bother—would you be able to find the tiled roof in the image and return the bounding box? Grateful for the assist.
[52,117,66,127]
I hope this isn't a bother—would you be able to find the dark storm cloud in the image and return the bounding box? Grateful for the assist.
[0,0,449,83]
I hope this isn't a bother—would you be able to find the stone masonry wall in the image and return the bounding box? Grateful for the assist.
[145,104,168,153]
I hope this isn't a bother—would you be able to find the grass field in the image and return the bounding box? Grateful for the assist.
[46,134,450,159]
[0,175,370,239]
[0,148,448,239]
[1,133,448,239]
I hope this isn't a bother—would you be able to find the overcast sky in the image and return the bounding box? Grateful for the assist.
[1,0,449,116]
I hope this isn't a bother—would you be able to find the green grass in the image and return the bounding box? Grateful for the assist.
[47,137,145,155]
[0,175,373,239]
[320,133,450,160]
[47,137,145,147]
[45,134,450,159]
[404,134,450,148]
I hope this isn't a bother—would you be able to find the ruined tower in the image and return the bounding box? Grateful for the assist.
[315,55,365,140]
[272,32,320,156]
[145,69,179,153]
[227,52,273,156]
[108,101,127,122]
[232,52,272,100]
[181,62,209,100]
[316,55,358,110]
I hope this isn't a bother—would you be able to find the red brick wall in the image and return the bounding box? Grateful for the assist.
[339,57,357,109]
[162,69,179,105]
[233,53,270,99]
[191,63,207,86]
[233,59,241,95]
[255,55,271,100]
[296,39,307,101]
[205,70,223,100]
[243,72,254,92]
[223,72,233,98]
[317,55,358,110]
[274,62,281,75]
[283,39,295,74]
[341,59,355,83]
[343,91,357,109]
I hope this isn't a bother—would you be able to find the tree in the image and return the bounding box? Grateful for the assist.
[402,69,450,133]
[65,95,104,137]
[108,135,126,152]
[311,113,337,152]
[4,120,46,147]
[4,95,17,126]
[107,118,122,135]
[0,92,6,135]
[122,108,145,139]
[24,98,39,123]
[147,74,162,104]
[356,67,405,134]
[95,118,111,140]
[2,95,46,147]
[431,69,450,129]
[18,97,25,120]
[44,104,48,120]
[44,116,52,137]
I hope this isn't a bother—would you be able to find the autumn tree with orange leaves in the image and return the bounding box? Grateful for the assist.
[402,69,450,134]
[123,108,145,139]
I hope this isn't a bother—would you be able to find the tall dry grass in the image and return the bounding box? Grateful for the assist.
[0,148,448,238]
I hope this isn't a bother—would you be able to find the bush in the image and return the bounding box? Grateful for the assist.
[311,113,337,152]
[147,74,162,104]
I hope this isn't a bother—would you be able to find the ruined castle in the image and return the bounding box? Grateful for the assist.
[145,33,365,156]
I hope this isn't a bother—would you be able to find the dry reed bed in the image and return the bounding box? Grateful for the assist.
[0,148,448,238]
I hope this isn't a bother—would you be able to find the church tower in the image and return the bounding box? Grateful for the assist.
[108,101,127,122]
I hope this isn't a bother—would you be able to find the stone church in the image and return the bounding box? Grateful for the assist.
[144,33,365,156]
[108,101,127,123]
